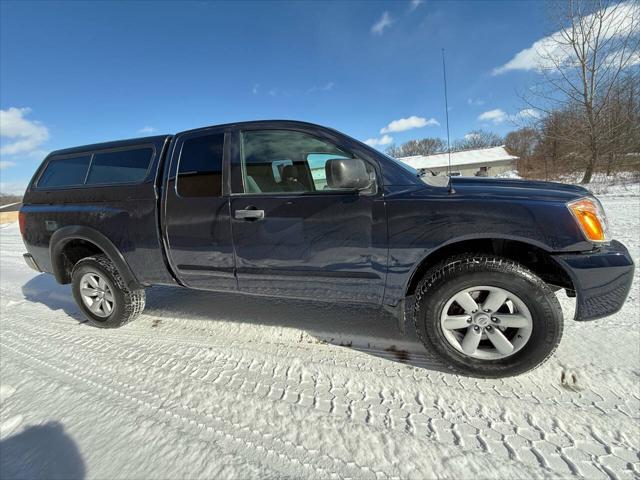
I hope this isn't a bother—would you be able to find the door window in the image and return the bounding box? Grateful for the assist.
[238,130,355,194]
[177,133,224,197]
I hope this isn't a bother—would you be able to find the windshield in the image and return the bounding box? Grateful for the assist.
[382,152,419,176]
[383,152,450,188]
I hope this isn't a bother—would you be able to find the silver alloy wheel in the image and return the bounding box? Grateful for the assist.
[79,272,114,318]
[439,285,533,360]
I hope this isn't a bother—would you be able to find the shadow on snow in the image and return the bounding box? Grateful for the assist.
[21,274,449,372]
[0,422,85,480]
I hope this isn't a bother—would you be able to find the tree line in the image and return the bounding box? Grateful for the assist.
[0,193,23,207]
[387,0,639,184]
[508,75,639,182]
[385,130,504,158]
[517,0,639,183]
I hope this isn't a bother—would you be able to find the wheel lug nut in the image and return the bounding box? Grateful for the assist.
[484,309,490,313]
[491,317,499,323]
[472,310,477,313]
[486,325,492,331]
[473,326,480,332]
[467,317,472,323]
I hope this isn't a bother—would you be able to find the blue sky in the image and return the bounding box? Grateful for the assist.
[1,0,552,193]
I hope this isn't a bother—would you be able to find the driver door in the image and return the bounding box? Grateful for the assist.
[229,127,387,304]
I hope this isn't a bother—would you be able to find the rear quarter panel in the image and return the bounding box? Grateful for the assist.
[21,136,175,286]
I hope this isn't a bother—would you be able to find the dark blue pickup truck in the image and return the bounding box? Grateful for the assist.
[20,120,634,377]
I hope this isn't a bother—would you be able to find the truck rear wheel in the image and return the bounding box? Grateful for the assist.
[413,255,563,378]
[71,255,145,328]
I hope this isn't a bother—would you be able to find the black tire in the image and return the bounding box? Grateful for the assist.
[413,254,563,378]
[71,255,145,328]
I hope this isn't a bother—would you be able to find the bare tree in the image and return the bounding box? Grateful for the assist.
[505,128,539,176]
[600,74,640,174]
[0,194,23,206]
[452,130,504,151]
[384,144,402,158]
[385,137,446,157]
[524,0,640,183]
[506,128,538,158]
[536,109,582,179]
[386,131,506,158]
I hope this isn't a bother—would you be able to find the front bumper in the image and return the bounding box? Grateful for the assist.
[554,240,634,321]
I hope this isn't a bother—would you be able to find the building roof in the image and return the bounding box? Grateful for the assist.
[399,146,518,170]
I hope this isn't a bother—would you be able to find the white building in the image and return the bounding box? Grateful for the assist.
[399,146,518,177]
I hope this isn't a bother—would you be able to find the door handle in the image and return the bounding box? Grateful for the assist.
[235,207,265,221]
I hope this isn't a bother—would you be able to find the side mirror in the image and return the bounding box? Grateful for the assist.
[325,158,372,191]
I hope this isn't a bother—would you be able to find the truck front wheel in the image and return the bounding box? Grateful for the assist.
[413,255,563,378]
[71,255,145,328]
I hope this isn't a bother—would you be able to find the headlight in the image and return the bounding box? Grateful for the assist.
[567,197,610,243]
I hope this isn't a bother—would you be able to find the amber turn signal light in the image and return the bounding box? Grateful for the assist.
[567,197,609,243]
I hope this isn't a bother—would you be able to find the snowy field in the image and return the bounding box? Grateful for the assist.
[1,189,639,479]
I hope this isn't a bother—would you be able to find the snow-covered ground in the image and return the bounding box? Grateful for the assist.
[561,172,640,197]
[1,192,639,479]
[496,170,640,198]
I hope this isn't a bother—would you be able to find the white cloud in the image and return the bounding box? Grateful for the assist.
[514,108,541,121]
[138,126,156,135]
[478,108,542,125]
[307,82,335,94]
[371,11,392,35]
[603,48,640,69]
[364,135,393,147]
[409,0,423,11]
[478,109,508,124]
[25,149,49,160]
[0,161,16,169]
[467,98,485,106]
[493,1,639,75]
[259,82,335,97]
[380,115,439,134]
[0,107,49,155]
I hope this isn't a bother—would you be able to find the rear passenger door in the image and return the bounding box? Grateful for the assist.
[162,128,236,290]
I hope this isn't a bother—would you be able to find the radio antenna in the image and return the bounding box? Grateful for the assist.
[441,48,455,194]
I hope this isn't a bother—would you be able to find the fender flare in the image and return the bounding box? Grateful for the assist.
[400,233,561,300]
[50,225,141,289]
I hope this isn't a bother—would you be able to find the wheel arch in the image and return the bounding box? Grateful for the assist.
[404,236,575,299]
[50,226,141,289]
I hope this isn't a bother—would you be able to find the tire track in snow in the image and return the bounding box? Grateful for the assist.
[1,334,566,480]
[0,340,389,480]
[4,326,638,479]
[9,309,640,426]
[4,317,638,431]
[3,310,636,421]
[0,354,277,479]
